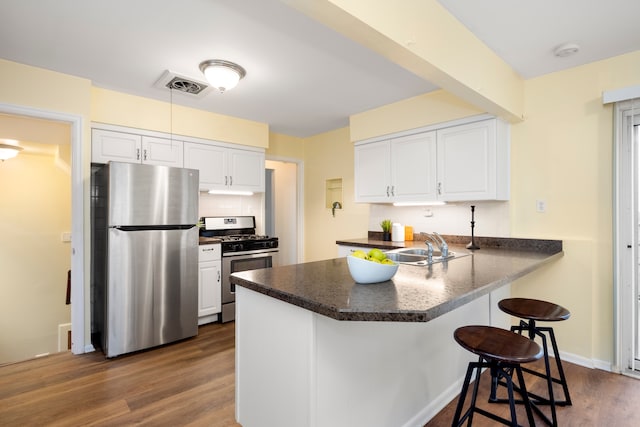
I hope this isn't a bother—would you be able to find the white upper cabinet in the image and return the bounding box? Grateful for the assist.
[354,117,509,203]
[92,129,183,167]
[91,129,142,164]
[141,136,184,167]
[391,132,437,201]
[184,142,265,193]
[228,149,265,191]
[354,140,391,202]
[354,132,436,203]
[436,119,509,201]
[183,142,227,191]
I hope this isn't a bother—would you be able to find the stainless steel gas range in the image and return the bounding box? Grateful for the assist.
[200,216,279,323]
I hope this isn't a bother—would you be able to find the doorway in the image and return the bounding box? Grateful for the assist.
[615,98,640,377]
[0,103,85,359]
[265,158,303,266]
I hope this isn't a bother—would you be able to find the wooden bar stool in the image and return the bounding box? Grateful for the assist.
[452,325,543,427]
[497,298,572,427]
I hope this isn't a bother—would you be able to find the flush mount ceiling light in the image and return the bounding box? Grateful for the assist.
[0,139,23,161]
[553,43,580,58]
[199,59,246,93]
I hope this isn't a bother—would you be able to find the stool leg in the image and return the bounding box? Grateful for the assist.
[512,320,572,427]
[496,365,518,426]
[452,358,483,427]
[514,364,537,427]
[545,326,572,406]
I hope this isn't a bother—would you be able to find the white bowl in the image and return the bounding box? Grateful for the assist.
[346,255,399,284]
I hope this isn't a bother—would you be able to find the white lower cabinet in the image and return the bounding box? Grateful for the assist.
[354,117,509,203]
[198,244,222,325]
[184,141,265,193]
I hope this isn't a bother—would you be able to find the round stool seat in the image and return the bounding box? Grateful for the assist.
[499,298,570,322]
[454,325,543,364]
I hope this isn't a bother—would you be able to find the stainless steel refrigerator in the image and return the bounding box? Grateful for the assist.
[91,162,199,357]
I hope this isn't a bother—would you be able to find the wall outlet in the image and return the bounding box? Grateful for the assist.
[61,232,72,242]
[536,200,546,213]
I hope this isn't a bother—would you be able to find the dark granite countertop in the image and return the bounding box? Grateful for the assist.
[199,237,222,245]
[230,239,563,323]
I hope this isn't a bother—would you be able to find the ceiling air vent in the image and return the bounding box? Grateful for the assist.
[153,70,212,98]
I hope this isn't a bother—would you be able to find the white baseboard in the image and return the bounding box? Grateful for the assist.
[560,350,613,372]
[402,377,465,427]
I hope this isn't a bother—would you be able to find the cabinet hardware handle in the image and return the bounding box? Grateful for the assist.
[225,176,228,186]
[143,149,148,161]
[136,149,140,160]
[386,186,390,197]
[230,176,233,186]
[391,186,395,196]
[217,271,221,282]
[438,182,442,195]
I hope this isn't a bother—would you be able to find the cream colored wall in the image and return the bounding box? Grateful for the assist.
[350,90,483,141]
[91,87,269,148]
[266,132,305,159]
[302,127,369,262]
[510,50,640,367]
[0,150,72,364]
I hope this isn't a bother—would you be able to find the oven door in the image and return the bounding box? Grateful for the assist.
[221,249,279,322]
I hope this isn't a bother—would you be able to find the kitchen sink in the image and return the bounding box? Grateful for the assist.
[385,247,467,266]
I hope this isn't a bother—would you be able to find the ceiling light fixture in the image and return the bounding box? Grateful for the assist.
[0,140,23,161]
[553,43,580,58]
[199,59,246,93]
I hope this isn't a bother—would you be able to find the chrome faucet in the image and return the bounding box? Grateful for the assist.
[421,232,449,258]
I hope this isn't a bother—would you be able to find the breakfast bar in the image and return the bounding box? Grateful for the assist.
[230,238,562,427]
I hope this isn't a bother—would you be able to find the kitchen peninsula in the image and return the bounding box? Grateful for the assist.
[231,238,562,427]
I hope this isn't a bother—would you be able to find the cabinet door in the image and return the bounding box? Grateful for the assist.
[141,136,183,167]
[228,149,265,192]
[91,129,141,164]
[184,142,228,191]
[198,260,222,318]
[437,120,497,201]
[391,132,437,201]
[354,140,391,202]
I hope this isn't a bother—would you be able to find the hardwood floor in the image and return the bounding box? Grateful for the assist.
[0,322,240,427]
[426,357,640,426]
[1,322,639,426]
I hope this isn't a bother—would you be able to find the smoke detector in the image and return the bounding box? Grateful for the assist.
[553,43,580,58]
[153,70,213,98]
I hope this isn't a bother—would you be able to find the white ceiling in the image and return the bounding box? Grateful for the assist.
[1,0,639,138]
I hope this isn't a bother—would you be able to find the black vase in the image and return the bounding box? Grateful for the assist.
[382,231,391,241]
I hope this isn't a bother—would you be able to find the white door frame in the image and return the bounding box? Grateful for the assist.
[0,102,86,355]
[266,155,305,263]
[614,99,639,376]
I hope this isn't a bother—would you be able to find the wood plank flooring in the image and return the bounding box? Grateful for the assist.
[0,322,240,427]
[1,321,640,426]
